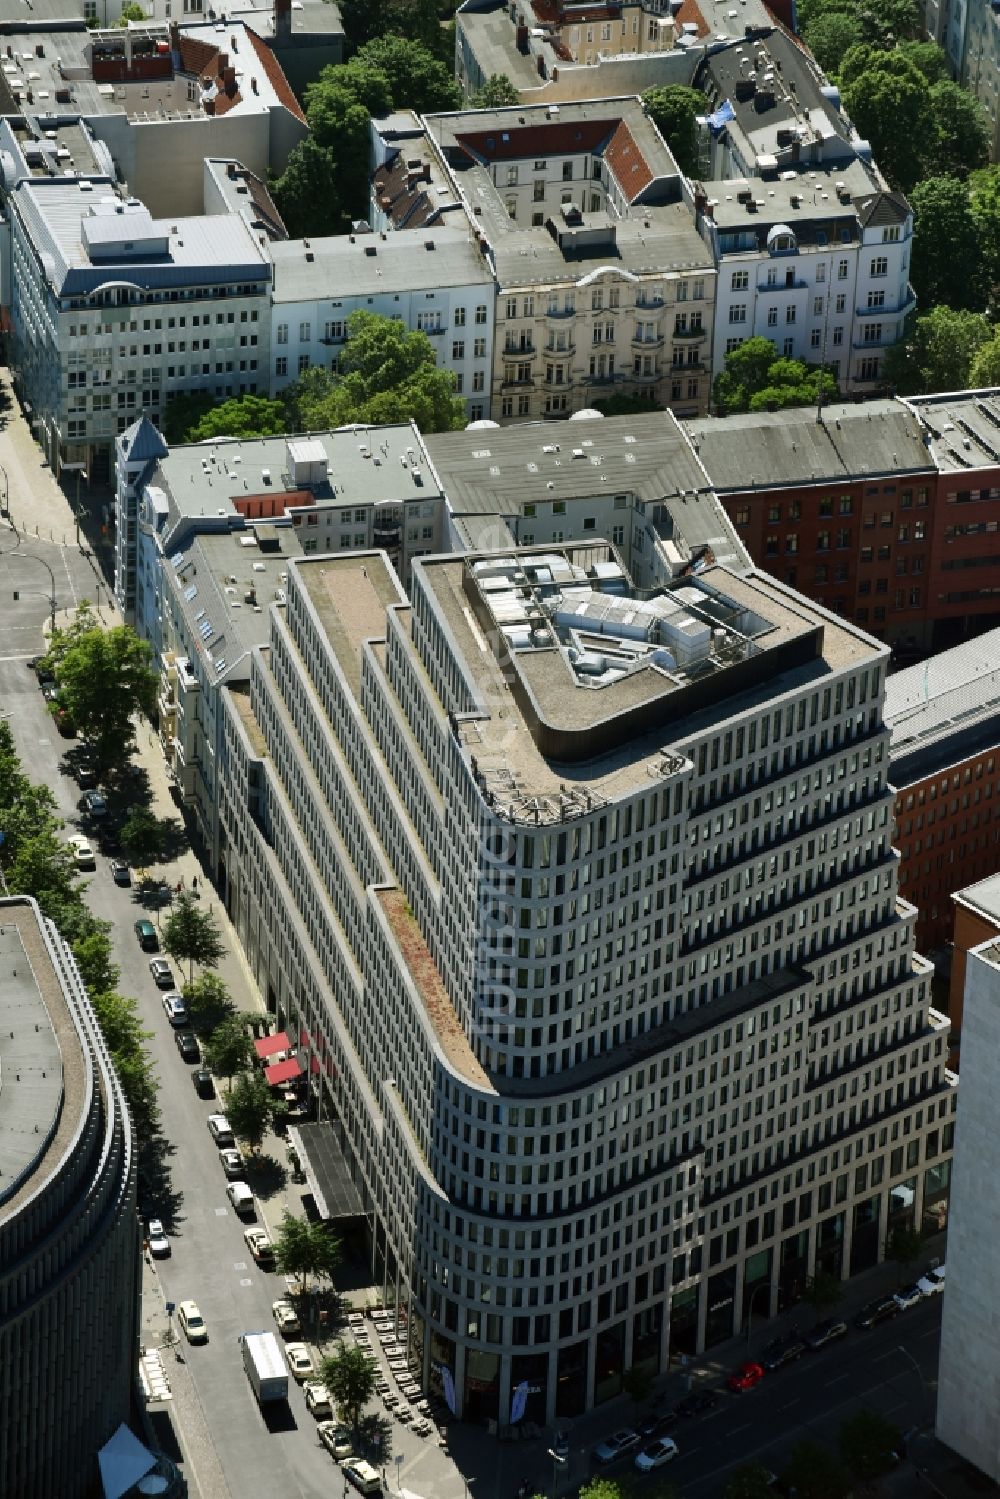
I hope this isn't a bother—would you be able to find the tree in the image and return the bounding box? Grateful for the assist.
[856,0,921,46]
[838,1409,902,1483]
[802,1268,843,1312]
[642,86,704,177]
[781,1439,850,1499]
[909,176,984,311]
[161,891,226,983]
[184,395,288,444]
[896,39,951,82]
[91,988,161,1140]
[285,312,466,433]
[338,0,443,54]
[120,806,165,872]
[203,1014,256,1091]
[884,305,992,394]
[803,11,864,73]
[885,1224,923,1268]
[271,137,349,239]
[472,75,521,108]
[970,166,1000,306]
[182,972,236,1037]
[969,331,1000,386]
[273,1210,342,1292]
[713,338,837,414]
[622,1363,654,1413]
[725,1464,781,1499]
[72,926,119,997]
[117,1,149,22]
[164,390,215,445]
[318,1341,379,1428]
[226,1067,287,1153]
[929,79,990,179]
[352,37,461,115]
[841,54,936,192]
[51,619,158,776]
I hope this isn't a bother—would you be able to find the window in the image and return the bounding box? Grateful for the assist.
[506,166,518,187]
[862,323,883,344]
[729,305,747,324]
[563,161,574,181]
[839,495,852,514]
[476,305,488,324]
[816,264,826,283]
[453,340,465,360]
[298,321,311,342]
[473,370,485,392]
[766,534,779,555]
[838,260,849,280]
[725,337,745,354]
[735,506,750,525]
[768,504,781,522]
[533,180,545,203]
[731,270,749,290]
[860,356,880,380]
[767,307,778,327]
[454,373,464,393]
[276,323,288,344]
[474,337,486,358]
[837,528,850,548]
[786,306,796,324]
[915,519,926,540]
[883,225,901,242]
[455,307,466,327]
[832,326,844,346]
[870,256,888,277]
[783,337,794,356]
[835,294,846,314]
[417,311,442,333]
[592,290,604,311]
[817,530,830,551]
[788,501,801,520]
[297,354,310,373]
[786,534,798,553]
[275,356,288,377]
[867,290,885,309]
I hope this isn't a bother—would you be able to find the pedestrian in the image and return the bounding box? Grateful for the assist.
[192,875,198,891]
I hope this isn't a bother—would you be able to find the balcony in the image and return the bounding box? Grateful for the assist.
[854,289,916,319]
[635,295,665,310]
[419,324,445,337]
[672,324,707,340]
[501,374,535,389]
[503,340,535,356]
[545,305,576,319]
[632,334,665,349]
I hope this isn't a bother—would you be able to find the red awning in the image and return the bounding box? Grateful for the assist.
[265,1056,303,1086]
[254,1031,290,1060]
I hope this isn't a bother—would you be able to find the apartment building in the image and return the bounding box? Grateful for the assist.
[0,896,140,1499]
[685,401,937,646]
[268,228,497,421]
[217,532,955,1426]
[9,180,271,480]
[886,626,1000,963]
[422,100,716,421]
[694,34,914,394]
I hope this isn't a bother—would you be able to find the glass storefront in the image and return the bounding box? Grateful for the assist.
[511,1349,549,1426]
[594,1321,625,1404]
[464,1349,500,1425]
[850,1195,880,1276]
[922,1160,951,1236]
[888,1177,917,1236]
[669,1285,699,1360]
[428,1328,455,1411]
[816,1211,845,1279]
[632,1304,663,1374]
[555,1338,588,1418]
[778,1230,809,1311]
[741,1247,773,1332]
[705,1267,737,1348]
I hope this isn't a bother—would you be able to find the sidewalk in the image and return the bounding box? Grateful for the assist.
[0,369,82,547]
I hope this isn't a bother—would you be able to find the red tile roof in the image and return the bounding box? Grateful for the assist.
[177,34,220,79]
[455,118,614,164]
[245,26,306,125]
[674,0,710,38]
[604,120,653,202]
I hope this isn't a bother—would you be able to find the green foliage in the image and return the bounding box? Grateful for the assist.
[182,972,236,1037]
[803,10,863,73]
[51,615,157,775]
[273,1210,342,1291]
[642,86,704,177]
[781,1439,850,1499]
[713,338,837,414]
[885,1225,923,1266]
[970,166,1000,306]
[91,988,160,1139]
[164,391,216,444]
[472,75,521,108]
[72,926,119,996]
[838,1409,902,1482]
[203,1014,256,1090]
[284,312,466,432]
[724,1464,781,1499]
[929,80,990,178]
[896,38,951,82]
[969,331,1000,387]
[161,891,226,982]
[802,1269,843,1312]
[579,1481,623,1499]
[120,807,165,870]
[184,395,288,444]
[226,1067,287,1152]
[318,1341,379,1428]
[909,175,984,310]
[117,2,149,23]
[856,0,921,46]
[339,0,444,54]
[841,52,936,193]
[594,393,664,416]
[884,304,992,394]
[351,36,461,114]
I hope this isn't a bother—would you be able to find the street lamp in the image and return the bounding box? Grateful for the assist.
[547,1447,568,1499]
[745,1280,772,1346]
[9,550,58,635]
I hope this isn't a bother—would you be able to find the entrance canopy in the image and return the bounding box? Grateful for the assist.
[98,1424,156,1499]
[265,1056,303,1086]
[254,1031,290,1060]
[289,1122,366,1220]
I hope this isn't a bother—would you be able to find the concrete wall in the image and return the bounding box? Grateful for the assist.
[948,901,1000,1044]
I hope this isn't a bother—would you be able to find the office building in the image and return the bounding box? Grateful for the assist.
[422,99,716,421]
[936,934,1000,1483]
[0,895,140,1499]
[216,528,956,1425]
[885,625,1000,962]
[948,874,1000,1054]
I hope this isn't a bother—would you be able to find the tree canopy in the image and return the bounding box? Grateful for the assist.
[838,1409,902,1483]
[883,304,992,394]
[161,891,226,983]
[48,613,157,776]
[184,396,288,444]
[909,175,984,311]
[226,1067,287,1153]
[642,86,704,177]
[724,1465,781,1499]
[472,75,521,108]
[121,806,165,871]
[318,1341,379,1428]
[273,1210,342,1291]
[203,1014,256,1091]
[713,338,838,414]
[841,52,937,194]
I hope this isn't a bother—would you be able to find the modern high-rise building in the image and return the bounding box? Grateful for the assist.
[217,535,956,1426]
[0,895,140,1498]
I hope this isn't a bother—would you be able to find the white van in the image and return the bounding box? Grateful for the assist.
[226,1181,255,1218]
[343,1460,382,1495]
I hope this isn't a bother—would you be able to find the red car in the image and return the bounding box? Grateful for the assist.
[727,1361,765,1393]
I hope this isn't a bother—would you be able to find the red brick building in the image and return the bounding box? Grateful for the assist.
[885,626,1000,958]
[948,877,1000,1046]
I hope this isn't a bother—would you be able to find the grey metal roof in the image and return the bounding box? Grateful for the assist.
[953,871,1000,925]
[0,908,66,1210]
[455,6,547,91]
[271,226,490,302]
[684,401,933,492]
[121,416,169,465]
[884,624,1000,783]
[488,206,714,290]
[904,389,1000,473]
[703,158,879,237]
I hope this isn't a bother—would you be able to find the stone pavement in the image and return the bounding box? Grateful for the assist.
[0,368,81,546]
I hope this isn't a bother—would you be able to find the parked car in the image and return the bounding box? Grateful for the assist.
[83,789,108,818]
[762,1336,806,1372]
[805,1318,848,1350]
[161,992,189,1026]
[67,834,96,870]
[675,1389,719,1418]
[28,656,54,685]
[220,1147,245,1179]
[177,1300,207,1344]
[207,1113,234,1147]
[244,1226,275,1267]
[286,1343,315,1381]
[272,1298,301,1336]
[727,1361,765,1393]
[917,1264,946,1297]
[893,1283,925,1311]
[110,859,131,886]
[149,957,175,989]
[638,1413,674,1440]
[226,1181,255,1218]
[304,1381,333,1419]
[317,1423,353,1460]
[342,1460,383,1495]
[634,1438,679,1472]
[855,1296,899,1330]
[147,1219,170,1258]
[76,764,97,790]
[192,1066,215,1098]
[592,1429,640,1465]
[134,919,158,951]
[174,1030,200,1062]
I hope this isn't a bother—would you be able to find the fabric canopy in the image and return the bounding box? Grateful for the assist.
[254,1031,290,1060]
[265,1056,303,1085]
[98,1424,156,1499]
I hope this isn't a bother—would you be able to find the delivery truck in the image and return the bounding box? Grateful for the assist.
[241,1330,289,1405]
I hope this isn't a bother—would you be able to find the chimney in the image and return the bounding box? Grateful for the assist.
[217,50,229,76]
[168,20,181,53]
[224,64,237,91]
[275,0,293,41]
